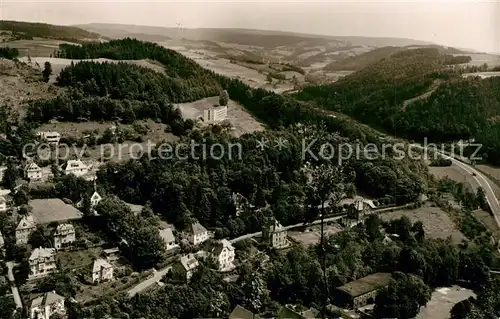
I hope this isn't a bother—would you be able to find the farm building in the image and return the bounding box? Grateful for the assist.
[333,272,392,309]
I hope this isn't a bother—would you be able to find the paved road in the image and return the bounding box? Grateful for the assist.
[6,262,22,309]
[438,152,500,228]
[127,266,172,298]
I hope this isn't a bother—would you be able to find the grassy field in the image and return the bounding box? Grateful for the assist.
[472,208,500,240]
[1,38,79,57]
[380,205,466,244]
[288,224,343,246]
[429,164,474,191]
[416,286,475,319]
[58,247,103,270]
[176,96,265,137]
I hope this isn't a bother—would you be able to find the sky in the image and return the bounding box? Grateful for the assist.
[1,0,499,53]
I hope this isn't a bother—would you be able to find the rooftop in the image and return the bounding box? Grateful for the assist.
[229,305,260,319]
[92,258,112,273]
[30,247,56,260]
[336,272,392,298]
[180,254,199,271]
[55,223,75,234]
[29,199,83,224]
[31,291,64,309]
[190,221,208,235]
[126,203,143,215]
[159,228,175,243]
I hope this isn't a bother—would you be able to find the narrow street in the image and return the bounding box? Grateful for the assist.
[6,261,23,310]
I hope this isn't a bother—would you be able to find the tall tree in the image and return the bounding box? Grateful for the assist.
[42,61,52,82]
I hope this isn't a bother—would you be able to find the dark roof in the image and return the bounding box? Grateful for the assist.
[277,305,319,319]
[229,305,260,319]
[336,272,392,298]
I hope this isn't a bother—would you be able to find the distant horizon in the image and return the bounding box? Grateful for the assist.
[2,1,498,54]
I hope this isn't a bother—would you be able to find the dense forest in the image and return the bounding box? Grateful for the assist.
[296,48,500,163]
[0,20,100,41]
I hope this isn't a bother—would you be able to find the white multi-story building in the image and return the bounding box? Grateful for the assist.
[53,224,76,250]
[203,105,227,123]
[0,231,4,250]
[188,222,210,246]
[25,162,43,181]
[30,291,66,319]
[37,131,61,145]
[262,218,289,249]
[29,247,57,279]
[16,215,36,245]
[208,239,235,272]
[159,228,178,251]
[62,160,89,177]
[90,191,102,207]
[89,258,113,284]
[179,254,199,280]
[0,196,7,213]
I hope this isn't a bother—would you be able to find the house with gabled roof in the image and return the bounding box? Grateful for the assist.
[0,195,7,213]
[29,291,66,319]
[229,305,260,319]
[61,160,88,177]
[178,253,199,280]
[53,223,76,250]
[262,218,289,249]
[207,239,236,272]
[25,162,43,181]
[29,247,57,279]
[16,214,36,245]
[188,221,210,245]
[87,258,113,284]
[159,228,178,251]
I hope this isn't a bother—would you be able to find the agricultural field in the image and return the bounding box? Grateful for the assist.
[429,164,474,191]
[380,205,467,244]
[0,37,80,57]
[176,96,265,137]
[288,223,343,246]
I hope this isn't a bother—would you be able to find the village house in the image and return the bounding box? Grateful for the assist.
[29,291,66,319]
[207,239,236,272]
[188,221,210,246]
[25,162,43,181]
[277,305,320,319]
[0,196,7,213]
[62,160,89,177]
[53,223,76,250]
[29,247,57,279]
[90,191,102,207]
[37,131,61,145]
[16,215,36,245]
[229,305,260,319]
[103,247,120,261]
[334,272,393,309]
[341,200,374,228]
[0,231,4,251]
[0,166,7,181]
[88,258,114,284]
[159,228,178,251]
[179,254,199,280]
[262,218,289,249]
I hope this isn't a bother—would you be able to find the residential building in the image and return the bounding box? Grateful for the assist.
[203,105,227,123]
[262,218,289,249]
[29,247,57,279]
[90,191,102,207]
[188,221,210,245]
[62,160,89,177]
[30,291,66,319]
[229,305,260,319]
[277,305,320,319]
[53,224,76,250]
[16,215,36,245]
[103,247,120,261]
[0,196,7,213]
[37,131,61,145]
[179,254,199,280]
[25,162,43,181]
[159,228,178,251]
[89,258,114,284]
[334,272,392,309]
[0,166,6,181]
[208,239,235,272]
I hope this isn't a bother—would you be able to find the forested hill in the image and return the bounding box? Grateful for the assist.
[0,20,101,41]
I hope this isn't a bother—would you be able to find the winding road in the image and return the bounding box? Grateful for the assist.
[6,262,22,310]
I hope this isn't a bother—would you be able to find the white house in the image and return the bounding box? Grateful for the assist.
[179,254,199,280]
[0,231,4,250]
[188,222,210,246]
[62,160,88,177]
[37,131,61,145]
[30,291,66,319]
[29,247,57,279]
[159,228,178,251]
[203,105,227,123]
[16,215,36,245]
[89,258,114,284]
[25,162,43,181]
[0,166,6,182]
[262,218,289,249]
[208,239,235,272]
[0,196,7,213]
[90,191,102,207]
[53,224,76,250]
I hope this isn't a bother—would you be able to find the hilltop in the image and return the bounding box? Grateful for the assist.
[0,20,101,42]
